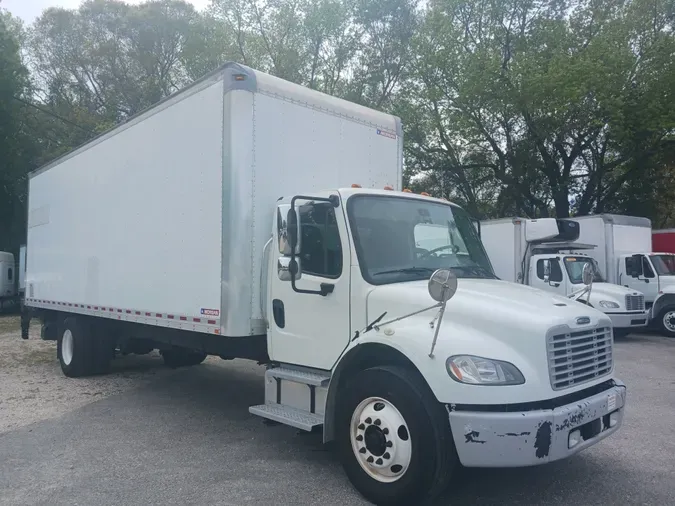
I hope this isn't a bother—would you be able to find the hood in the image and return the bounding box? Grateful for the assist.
[364,278,613,405]
[367,278,608,339]
[570,282,642,307]
[658,276,675,293]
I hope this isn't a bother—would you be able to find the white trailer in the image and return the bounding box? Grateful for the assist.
[480,217,649,336]
[566,214,675,337]
[23,62,626,505]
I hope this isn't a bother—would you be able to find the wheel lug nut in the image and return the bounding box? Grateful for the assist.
[359,447,366,454]
[386,441,393,448]
[358,423,365,430]
[367,456,374,463]
[356,435,363,442]
[383,452,391,459]
[376,458,383,465]
[374,419,381,426]
[382,428,389,435]
[365,417,372,424]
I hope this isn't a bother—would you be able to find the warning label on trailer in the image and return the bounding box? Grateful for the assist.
[200,308,220,317]
[376,128,397,140]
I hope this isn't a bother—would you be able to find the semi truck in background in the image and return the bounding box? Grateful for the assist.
[566,215,675,337]
[20,62,627,505]
[480,217,649,337]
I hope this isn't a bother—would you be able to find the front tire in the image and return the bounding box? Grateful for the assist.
[337,365,457,505]
[658,306,675,338]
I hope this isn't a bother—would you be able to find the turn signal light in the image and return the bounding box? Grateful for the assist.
[420,192,431,197]
[351,184,362,188]
[384,185,394,190]
[402,188,412,193]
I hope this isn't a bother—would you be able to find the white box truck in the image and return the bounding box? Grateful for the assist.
[566,214,675,337]
[22,62,627,505]
[480,217,649,337]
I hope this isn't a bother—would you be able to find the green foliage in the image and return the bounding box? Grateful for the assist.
[0,0,674,257]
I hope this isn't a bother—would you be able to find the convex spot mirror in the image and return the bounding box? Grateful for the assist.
[428,268,458,303]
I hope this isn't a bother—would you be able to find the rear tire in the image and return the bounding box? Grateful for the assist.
[657,306,675,338]
[161,348,207,368]
[57,317,112,377]
[336,365,457,506]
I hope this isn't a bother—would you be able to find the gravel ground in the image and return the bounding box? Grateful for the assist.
[1,316,674,505]
[0,316,216,434]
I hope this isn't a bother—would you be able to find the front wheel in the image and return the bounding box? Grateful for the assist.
[657,306,675,338]
[337,365,457,505]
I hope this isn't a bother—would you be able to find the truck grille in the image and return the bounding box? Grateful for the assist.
[625,294,645,312]
[547,326,613,391]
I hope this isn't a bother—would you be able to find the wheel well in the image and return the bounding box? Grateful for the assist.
[653,294,675,317]
[323,343,429,443]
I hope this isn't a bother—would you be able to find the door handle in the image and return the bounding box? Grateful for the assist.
[320,283,335,296]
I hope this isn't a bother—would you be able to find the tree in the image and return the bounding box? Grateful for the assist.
[403,0,675,219]
[0,11,35,252]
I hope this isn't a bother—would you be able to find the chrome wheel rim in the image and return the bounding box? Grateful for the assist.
[663,311,675,333]
[62,329,74,366]
[349,396,412,483]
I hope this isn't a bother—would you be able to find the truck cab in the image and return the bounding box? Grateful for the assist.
[528,251,649,336]
[254,188,626,504]
[618,252,675,336]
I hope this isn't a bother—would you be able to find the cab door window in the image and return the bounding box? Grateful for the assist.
[298,203,342,278]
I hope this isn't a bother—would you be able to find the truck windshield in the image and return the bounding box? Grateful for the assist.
[650,254,675,275]
[563,256,605,284]
[346,194,495,285]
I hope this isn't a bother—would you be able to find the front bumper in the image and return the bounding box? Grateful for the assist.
[447,380,626,467]
[606,311,649,329]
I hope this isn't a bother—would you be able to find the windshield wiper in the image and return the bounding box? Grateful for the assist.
[373,267,435,276]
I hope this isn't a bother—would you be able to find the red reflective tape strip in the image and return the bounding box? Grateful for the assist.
[168,315,174,319]
[135,311,141,315]
[193,318,201,323]
[208,320,216,325]
[145,312,151,316]
[155,313,162,318]
[180,316,187,321]
[117,309,122,313]
[126,310,131,314]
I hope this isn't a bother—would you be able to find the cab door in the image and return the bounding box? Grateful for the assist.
[267,193,352,371]
[529,256,567,296]
[621,254,658,304]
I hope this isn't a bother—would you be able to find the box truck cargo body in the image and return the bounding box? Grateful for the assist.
[21,63,627,505]
[480,217,649,335]
[25,64,401,343]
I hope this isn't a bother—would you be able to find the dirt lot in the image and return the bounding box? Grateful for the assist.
[0,316,221,434]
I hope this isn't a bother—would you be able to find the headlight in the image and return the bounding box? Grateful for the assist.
[599,300,620,309]
[446,355,525,385]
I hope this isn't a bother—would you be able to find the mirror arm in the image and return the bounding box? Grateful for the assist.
[288,194,340,297]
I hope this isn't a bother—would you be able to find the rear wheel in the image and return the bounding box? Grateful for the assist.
[658,306,675,338]
[337,365,457,505]
[161,348,207,368]
[57,317,112,377]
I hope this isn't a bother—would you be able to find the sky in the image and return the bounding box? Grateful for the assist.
[2,0,210,24]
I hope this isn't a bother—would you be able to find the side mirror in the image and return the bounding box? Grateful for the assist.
[582,262,594,285]
[471,218,481,238]
[428,268,458,303]
[543,259,551,283]
[278,257,302,281]
[276,204,301,256]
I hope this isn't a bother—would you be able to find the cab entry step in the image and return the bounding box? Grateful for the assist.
[249,404,324,431]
